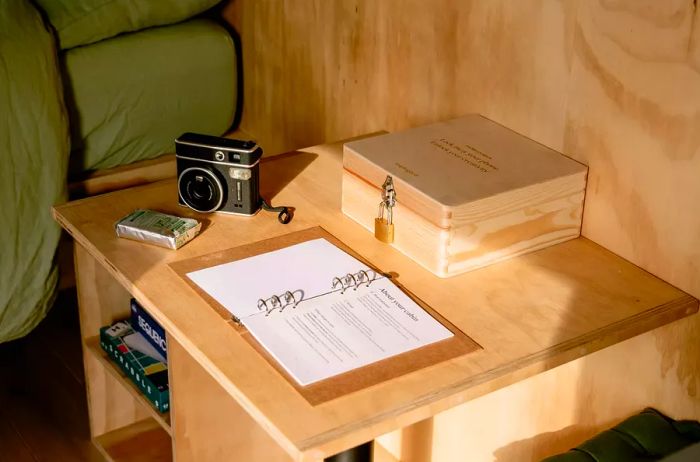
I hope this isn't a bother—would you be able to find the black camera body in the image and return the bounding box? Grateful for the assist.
[175,133,263,215]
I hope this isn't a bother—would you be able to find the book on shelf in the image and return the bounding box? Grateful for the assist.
[130,298,167,362]
[100,320,169,413]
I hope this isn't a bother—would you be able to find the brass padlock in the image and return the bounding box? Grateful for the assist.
[374,176,396,243]
[375,213,394,244]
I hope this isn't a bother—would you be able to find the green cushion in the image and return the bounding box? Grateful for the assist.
[543,451,595,462]
[0,0,70,341]
[613,409,694,456]
[64,18,236,173]
[541,409,700,462]
[575,429,648,461]
[34,0,220,50]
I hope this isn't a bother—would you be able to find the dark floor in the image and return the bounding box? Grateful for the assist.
[0,290,102,462]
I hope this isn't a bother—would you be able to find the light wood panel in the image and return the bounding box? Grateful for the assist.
[563,0,700,299]
[168,336,292,462]
[54,140,698,460]
[73,243,151,437]
[378,312,700,462]
[223,0,577,155]
[342,169,586,277]
[223,0,700,300]
[94,418,171,462]
[73,243,132,339]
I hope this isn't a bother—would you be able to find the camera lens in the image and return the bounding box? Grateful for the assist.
[178,167,225,213]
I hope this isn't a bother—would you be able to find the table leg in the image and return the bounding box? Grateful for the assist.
[324,442,373,462]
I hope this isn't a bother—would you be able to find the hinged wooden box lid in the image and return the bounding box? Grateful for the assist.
[342,115,588,277]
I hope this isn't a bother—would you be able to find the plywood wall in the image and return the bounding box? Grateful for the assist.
[565,0,700,299]
[223,0,700,299]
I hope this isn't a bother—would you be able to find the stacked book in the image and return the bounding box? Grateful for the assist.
[99,299,169,413]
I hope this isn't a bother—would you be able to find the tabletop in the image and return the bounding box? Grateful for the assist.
[53,138,698,461]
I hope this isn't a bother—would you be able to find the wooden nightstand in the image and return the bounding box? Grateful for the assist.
[53,139,698,462]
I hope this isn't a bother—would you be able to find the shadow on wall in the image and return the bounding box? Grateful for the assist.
[492,423,611,462]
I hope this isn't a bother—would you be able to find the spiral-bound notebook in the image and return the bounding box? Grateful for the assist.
[170,227,479,403]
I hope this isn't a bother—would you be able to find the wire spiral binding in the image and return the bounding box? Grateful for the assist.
[332,269,377,294]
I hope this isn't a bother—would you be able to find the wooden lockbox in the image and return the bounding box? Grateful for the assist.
[342,115,588,277]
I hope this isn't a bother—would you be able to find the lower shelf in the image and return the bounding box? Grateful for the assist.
[85,335,171,434]
[94,419,172,462]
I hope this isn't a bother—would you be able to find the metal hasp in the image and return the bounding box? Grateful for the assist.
[374,175,396,243]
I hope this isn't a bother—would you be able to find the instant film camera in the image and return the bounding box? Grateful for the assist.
[175,132,263,216]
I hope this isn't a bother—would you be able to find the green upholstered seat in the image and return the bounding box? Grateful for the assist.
[542,409,700,462]
[64,18,237,174]
[34,0,220,50]
[1,0,237,343]
[0,0,69,342]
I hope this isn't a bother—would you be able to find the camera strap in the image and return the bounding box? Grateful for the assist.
[261,198,293,224]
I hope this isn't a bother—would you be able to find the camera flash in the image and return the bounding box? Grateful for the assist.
[229,168,252,180]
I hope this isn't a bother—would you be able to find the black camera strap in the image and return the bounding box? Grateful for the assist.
[261,199,293,224]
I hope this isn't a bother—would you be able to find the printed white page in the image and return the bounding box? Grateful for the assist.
[243,277,453,386]
[186,238,372,320]
[186,237,453,385]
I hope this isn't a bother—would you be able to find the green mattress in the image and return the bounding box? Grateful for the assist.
[0,0,70,342]
[1,3,236,342]
[65,18,237,174]
[542,408,700,462]
[34,0,220,50]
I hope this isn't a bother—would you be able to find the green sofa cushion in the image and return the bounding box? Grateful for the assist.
[542,409,700,462]
[0,0,70,342]
[34,0,220,50]
[64,18,236,173]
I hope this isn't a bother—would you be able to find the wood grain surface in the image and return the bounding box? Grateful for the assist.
[94,418,171,462]
[168,337,292,462]
[378,312,700,461]
[342,169,586,277]
[564,0,700,301]
[222,0,700,300]
[74,244,152,438]
[223,0,576,156]
[55,140,697,461]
